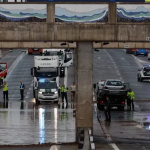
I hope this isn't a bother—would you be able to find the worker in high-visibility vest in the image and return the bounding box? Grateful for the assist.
[127,89,135,111]
[60,84,69,104]
[0,76,4,86]
[3,81,9,101]
[20,81,25,100]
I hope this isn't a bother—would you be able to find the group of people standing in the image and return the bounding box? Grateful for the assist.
[60,82,76,104]
[1,80,25,101]
[104,89,135,123]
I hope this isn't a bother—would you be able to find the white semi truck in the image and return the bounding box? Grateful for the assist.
[42,49,73,77]
[31,56,60,104]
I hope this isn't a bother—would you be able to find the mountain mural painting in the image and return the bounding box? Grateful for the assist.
[55,4,108,23]
[0,4,46,22]
[117,4,150,23]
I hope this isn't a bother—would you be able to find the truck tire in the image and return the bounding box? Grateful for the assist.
[138,77,140,81]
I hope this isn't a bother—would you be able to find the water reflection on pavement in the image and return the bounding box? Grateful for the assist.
[0,101,75,145]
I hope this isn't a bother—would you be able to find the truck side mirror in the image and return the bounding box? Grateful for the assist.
[31,68,33,76]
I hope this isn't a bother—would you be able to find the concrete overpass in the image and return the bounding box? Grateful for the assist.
[1,2,150,134]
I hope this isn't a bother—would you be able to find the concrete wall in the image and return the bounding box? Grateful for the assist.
[0,23,150,42]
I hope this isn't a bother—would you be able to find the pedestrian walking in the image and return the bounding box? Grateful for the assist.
[69,82,76,101]
[60,84,68,104]
[20,81,25,100]
[127,88,135,111]
[104,96,111,123]
[3,81,9,101]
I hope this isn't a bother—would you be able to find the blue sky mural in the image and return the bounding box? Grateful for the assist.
[0,4,46,22]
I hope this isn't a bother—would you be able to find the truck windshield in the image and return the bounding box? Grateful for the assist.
[35,68,57,78]
[0,64,6,72]
[44,51,63,60]
[38,82,57,89]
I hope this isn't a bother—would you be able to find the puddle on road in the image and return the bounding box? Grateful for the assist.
[0,101,76,145]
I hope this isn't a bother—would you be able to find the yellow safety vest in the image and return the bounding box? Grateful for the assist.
[0,77,4,79]
[3,84,8,91]
[60,86,68,92]
[127,91,135,100]
[20,84,25,89]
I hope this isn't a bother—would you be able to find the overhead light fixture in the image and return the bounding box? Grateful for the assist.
[103,42,109,45]
[61,42,67,46]
[68,41,74,43]
[95,41,101,43]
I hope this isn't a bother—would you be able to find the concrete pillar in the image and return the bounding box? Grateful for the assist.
[109,3,117,24]
[47,3,55,23]
[76,42,93,128]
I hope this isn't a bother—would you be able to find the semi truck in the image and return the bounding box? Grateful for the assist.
[42,49,73,77]
[31,56,60,104]
[0,62,7,86]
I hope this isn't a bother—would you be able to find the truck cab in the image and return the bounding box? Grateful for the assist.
[42,49,73,77]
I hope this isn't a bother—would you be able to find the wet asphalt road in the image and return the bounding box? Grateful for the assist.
[0,51,76,145]
[94,49,150,100]
[93,49,150,150]
[0,49,150,150]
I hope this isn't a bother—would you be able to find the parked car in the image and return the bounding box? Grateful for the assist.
[101,79,125,95]
[135,49,148,56]
[137,65,150,81]
[126,49,135,54]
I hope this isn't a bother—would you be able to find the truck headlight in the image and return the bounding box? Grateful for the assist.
[39,91,42,94]
[55,91,58,94]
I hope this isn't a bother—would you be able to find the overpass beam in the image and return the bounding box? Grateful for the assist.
[76,42,93,129]
[47,3,55,23]
[109,3,117,24]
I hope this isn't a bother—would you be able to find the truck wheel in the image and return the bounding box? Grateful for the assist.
[138,77,140,81]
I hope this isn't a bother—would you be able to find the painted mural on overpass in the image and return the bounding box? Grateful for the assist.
[117,4,150,23]
[55,4,108,23]
[0,4,46,22]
